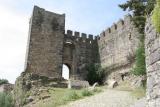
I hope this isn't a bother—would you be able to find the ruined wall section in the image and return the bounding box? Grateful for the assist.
[64,30,99,80]
[145,17,160,107]
[25,6,65,78]
[98,15,140,81]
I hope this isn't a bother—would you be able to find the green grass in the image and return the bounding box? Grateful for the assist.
[131,87,146,99]
[115,81,133,91]
[0,92,13,107]
[115,81,146,99]
[81,89,93,96]
[33,87,102,107]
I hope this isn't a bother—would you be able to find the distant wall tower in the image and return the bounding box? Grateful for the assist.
[25,6,65,78]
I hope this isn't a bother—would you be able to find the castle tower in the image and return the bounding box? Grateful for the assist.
[25,6,65,78]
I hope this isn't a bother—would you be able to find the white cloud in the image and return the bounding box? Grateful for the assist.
[0,5,29,83]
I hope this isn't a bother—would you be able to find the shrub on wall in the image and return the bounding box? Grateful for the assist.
[152,0,160,33]
[131,41,146,76]
[86,64,105,85]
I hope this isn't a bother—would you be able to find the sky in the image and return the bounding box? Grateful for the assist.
[0,0,128,83]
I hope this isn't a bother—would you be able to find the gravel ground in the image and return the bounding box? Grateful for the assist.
[130,97,146,107]
[61,89,137,107]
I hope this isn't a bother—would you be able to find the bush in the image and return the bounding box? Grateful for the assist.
[64,91,81,101]
[131,42,146,76]
[0,92,13,107]
[152,0,160,33]
[93,88,102,93]
[86,64,105,85]
[0,79,8,85]
[81,89,93,96]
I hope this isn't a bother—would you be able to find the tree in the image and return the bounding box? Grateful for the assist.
[146,0,156,15]
[119,0,156,32]
[0,79,8,85]
[86,64,105,85]
[118,0,155,76]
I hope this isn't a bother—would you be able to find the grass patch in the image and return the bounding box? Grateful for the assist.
[115,81,146,99]
[81,89,93,96]
[63,90,81,101]
[0,92,13,107]
[115,81,133,91]
[34,87,102,107]
[131,87,146,99]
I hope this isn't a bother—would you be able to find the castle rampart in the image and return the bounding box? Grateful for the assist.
[98,14,140,82]
[63,30,99,80]
[24,6,141,83]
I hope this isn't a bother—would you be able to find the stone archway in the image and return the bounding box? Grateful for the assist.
[62,41,76,79]
[62,64,70,80]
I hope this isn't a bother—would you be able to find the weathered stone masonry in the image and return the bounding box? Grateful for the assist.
[24,6,142,82]
[98,15,140,82]
[25,6,99,80]
[64,30,99,80]
[25,6,65,78]
[14,6,144,107]
[14,5,160,107]
[145,17,160,107]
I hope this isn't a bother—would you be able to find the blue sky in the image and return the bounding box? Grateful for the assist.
[0,0,128,83]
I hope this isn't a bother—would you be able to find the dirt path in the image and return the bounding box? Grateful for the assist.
[61,89,137,107]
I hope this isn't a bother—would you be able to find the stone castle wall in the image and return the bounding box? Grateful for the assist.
[24,6,141,82]
[24,6,99,80]
[25,6,65,78]
[145,17,160,107]
[98,15,140,82]
[64,30,99,80]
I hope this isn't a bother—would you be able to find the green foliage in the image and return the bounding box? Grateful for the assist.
[64,91,81,101]
[119,0,156,32]
[0,79,8,85]
[119,1,147,76]
[132,16,146,33]
[119,0,146,16]
[131,87,146,99]
[146,0,156,15]
[81,89,93,96]
[119,0,155,15]
[152,0,160,33]
[131,42,146,76]
[0,92,13,107]
[86,64,105,85]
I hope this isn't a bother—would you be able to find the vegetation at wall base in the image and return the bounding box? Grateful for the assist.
[81,89,93,96]
[30,88,102,107]
[152,0,160,33]
[131,43,146,76]
[119,0,152,76]
[86,64,105,85]
[0,92,13,107]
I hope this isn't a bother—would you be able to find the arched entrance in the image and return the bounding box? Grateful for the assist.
[62,40,76,80]
[62,64,70,80]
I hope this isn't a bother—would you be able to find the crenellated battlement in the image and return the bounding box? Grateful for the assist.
[16,7,141,105]
[65,30,98,41]
[99,14,132,40]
